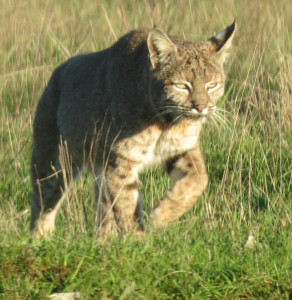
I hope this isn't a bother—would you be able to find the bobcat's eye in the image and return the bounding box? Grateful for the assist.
[206,82,218,92]
[173,82,192,93]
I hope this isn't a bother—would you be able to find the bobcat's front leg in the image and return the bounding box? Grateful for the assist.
[98,157,142,236]
[151,146,208,227]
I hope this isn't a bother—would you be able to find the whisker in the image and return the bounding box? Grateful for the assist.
[150,109,178,121]
[212,113,226,126]
[212,112,231,131]
[216,111,230,125]
[170,115,183,126]
[215,107,231,115]
[209,115,220,130]
[150,104,188,122]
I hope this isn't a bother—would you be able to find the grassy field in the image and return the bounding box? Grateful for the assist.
[1,0,292,298]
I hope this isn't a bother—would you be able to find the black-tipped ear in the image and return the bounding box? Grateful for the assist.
[209,21,236,63]
[147,27,177,69]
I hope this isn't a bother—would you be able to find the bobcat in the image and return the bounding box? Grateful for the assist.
[31,22,235,238]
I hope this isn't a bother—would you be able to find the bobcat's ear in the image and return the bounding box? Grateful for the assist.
[209,21,236,64]
[147,27,177,69]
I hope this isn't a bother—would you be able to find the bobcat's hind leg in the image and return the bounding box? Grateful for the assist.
[31,160,64,239]
[31,156,80,239]
[150,146,208,227]
[30,64,69,239]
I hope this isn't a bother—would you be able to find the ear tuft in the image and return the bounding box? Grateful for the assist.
[209,21,236,63]
[147,27,176,69]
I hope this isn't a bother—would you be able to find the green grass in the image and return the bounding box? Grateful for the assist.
[1,219,292,299]
[1,0,292,298]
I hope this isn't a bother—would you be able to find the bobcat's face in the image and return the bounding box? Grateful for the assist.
[147,23,235,124]
[161,54,226,122]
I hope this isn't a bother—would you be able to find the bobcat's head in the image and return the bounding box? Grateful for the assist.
[147,22,235,124]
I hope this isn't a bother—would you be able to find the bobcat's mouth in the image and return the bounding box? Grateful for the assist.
[157,103,216,124]
[191,107,208,116]
[189,105,216,119]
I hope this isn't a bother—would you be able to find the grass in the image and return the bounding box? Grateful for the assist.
[1,0,292,298]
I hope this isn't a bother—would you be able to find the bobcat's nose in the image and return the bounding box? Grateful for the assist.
[195,104,207,113]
